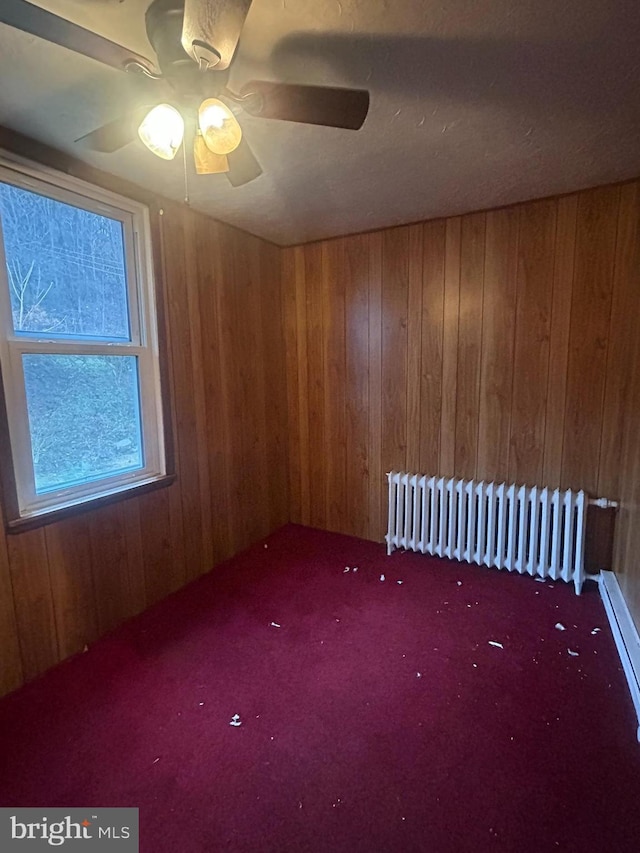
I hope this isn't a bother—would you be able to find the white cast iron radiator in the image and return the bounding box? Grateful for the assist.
[386,472,591,594]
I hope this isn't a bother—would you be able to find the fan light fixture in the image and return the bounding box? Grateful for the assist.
[198,98,242,155]
[194,132,229,174]
[138,104,184,160]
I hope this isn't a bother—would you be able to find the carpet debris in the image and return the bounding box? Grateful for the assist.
[380,574,386,582]
[343,567,350,573]
[488,641,504,649]
[264,544,268,548]
[555,623,566,631]
[397,580,403,585]
[270,622,281,628]
[416,672,422,678]
[535,578,546,583]
[152,757,160,764]
[591,628,601,635]
[567,649,580,657]
[457,581,462,586]
[229,714,242,727]
[353,566,359,572]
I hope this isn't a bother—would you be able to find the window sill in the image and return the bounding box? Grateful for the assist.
[5,473,176,534]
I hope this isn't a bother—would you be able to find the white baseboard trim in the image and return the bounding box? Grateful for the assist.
[599,571,640,743]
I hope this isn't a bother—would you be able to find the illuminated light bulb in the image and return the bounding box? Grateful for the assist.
[198,98,242,155]
[201,103,228,129]
[138,104,184,160]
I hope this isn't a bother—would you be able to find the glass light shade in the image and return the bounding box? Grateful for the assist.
[198,98,242,155]
[138,104,184,160]
[194,133,229,174]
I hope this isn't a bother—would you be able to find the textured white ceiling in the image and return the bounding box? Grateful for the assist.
[1,0,639,245]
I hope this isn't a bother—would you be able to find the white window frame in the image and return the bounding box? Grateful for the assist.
[0,152,166,521]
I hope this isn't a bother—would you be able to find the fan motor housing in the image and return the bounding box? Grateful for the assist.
[145,0,228,95]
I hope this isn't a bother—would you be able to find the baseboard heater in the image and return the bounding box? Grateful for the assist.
[599,571,640,742]
[386,471,611,594]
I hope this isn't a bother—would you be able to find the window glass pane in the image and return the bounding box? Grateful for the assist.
[22,354,143,494]
[0,182,131,340]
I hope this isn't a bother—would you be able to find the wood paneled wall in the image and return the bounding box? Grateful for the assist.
[0,201,288,697]
[283,182,640,625]
[611,186,640,628]
[1,130,639,697]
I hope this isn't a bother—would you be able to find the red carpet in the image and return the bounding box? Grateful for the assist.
[0,524,639,852]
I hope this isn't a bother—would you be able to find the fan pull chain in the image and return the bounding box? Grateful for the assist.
[183,140,190,206]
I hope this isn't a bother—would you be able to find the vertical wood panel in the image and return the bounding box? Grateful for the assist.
[0,503,23,694]
[509,200,556,485]
[261,241,289,531]
[46,516,97,659]
[294,246,311,526]
[455,213,485,480]
[141,488,178,607]
[562,186,620,493]
[344,235,370,539]
[381,226,410,479]
[418,220,445,476]
[236,232,269,545]
[89,504,134,636]
[322,239,346,533]
[282,248,301,523]
[199,219,233,563]
[598,182,640,498]
[406,225,424,474]
[117,496,146,618]
[184,210,213,576]
[7,529,58,681]
[305,243,326,528]
[439,218,461,478]
[162,205,199,581]
[477,208,518,483]
[368,232,384,540]
[543,194,577,488]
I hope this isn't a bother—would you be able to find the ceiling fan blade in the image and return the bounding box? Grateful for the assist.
[241,81,370,129]
[75,109,151,153]
[0,0,157,74]
[226,138,262,187]
[182,0,252,71]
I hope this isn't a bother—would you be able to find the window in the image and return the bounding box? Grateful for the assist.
[0,155,166,524]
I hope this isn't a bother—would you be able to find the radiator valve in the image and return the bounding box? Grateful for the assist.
[589,497,619,509]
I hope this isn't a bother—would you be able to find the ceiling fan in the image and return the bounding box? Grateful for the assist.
[0,0,371,186]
